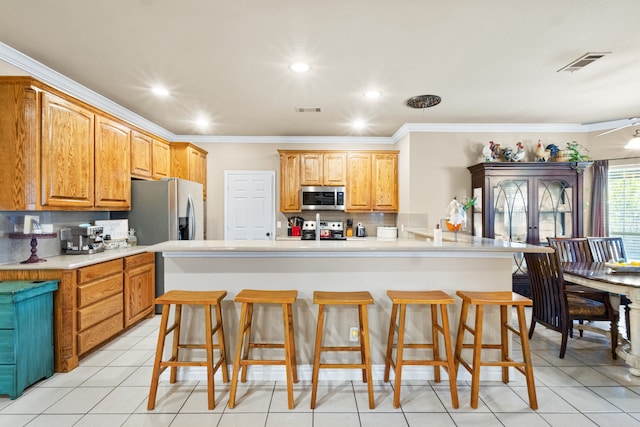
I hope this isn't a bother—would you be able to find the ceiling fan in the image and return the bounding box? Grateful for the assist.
[594,117,640,137]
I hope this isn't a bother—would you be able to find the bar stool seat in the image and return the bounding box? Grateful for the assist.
[311,291,375,409]
[228,289,298,409]
[454,290,537,409]
[384,290,459,408]
[148,290,228,410]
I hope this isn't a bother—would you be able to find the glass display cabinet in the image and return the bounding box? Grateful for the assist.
[468,162,592,296]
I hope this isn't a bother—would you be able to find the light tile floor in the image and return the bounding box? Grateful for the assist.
[2,311,640,427]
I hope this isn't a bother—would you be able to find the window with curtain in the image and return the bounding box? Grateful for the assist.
[608,164,640,259]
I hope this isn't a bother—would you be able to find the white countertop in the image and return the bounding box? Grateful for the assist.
[149,236,551,258]
[0,246,150,270]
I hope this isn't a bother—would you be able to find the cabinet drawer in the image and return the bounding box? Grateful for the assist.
[0,308,14,329]
[77,293,123,331]
[77,275,123,308]
[78,259,123,284]
[0,365,16,394]
[77,313,123,355]
[124,252,154,270]
[0,330,15,364]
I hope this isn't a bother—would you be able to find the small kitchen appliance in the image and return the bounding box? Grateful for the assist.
[301,186,346,211]
[60,225,104,254]
[356,223,366,237]
[319,221,346,240]
[301,220,316,240]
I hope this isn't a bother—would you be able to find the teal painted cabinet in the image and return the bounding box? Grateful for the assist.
[0,280,58,399]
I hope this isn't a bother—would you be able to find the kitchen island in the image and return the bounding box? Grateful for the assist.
[150,236,552,381]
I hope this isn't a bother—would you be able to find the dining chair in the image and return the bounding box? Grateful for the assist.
[546,237,619,339]
[546,237,593,262]
[587,236,631,339]
[524,251,619,359]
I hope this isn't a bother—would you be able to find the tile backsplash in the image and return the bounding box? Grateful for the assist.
[0,211,109,264]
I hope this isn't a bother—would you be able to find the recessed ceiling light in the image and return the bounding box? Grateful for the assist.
[196,117,210,128]
[353,120,366,129]
[364,90,381,99]
[151,86,170,96]
[290,62,310,73]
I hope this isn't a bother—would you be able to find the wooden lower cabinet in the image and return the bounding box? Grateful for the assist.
[0,252,155,372]
[124,253,155,327]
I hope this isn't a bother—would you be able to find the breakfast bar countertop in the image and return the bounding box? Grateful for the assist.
[149,234,552,257]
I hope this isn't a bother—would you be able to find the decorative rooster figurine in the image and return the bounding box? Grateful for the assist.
[482,141,495,162]
[534,140,550,162]
[511,142,525,162]
[502,142,525,162]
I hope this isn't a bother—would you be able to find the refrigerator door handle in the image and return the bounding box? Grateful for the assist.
[187,194,196,240]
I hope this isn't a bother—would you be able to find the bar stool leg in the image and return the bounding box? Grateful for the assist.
[285,303,298,383]
[383,302,399,382]
[470,304,484,409]
[281,303,295,409]
[148,303,171,410]
[214,302,229,383]
[360,304,375,409]
[229,301,249,408]
[240,303,254,383]
[454,300,469,375]
[170,304,183,384]
[391,303,407,408]
[516,305,538,409]
[310,304,325,409]
[204,304,215,409]
[431,304,441,382]
[439,303,459,408]
[500,305,510,384]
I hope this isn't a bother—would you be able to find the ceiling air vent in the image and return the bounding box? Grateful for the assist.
[557,52,611,72]
[295,107,323,113]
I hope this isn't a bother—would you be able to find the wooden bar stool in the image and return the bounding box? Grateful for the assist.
[310,291,375,409]
[454,290,537,409]
[383,290,459,408]
[148,290,228,410]
[228,289,298,409]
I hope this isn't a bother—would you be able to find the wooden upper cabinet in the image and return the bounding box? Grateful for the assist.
[0,79,39,210]
[279,151,301,212]
[95,116,131,209]
[345,152,372,211]
[41,92,95,208]
[300,153,323,186]
[300,152,347,186]
[171,142,208,197]
[130,130,153,179]
[371,152,398,211]
[323,152,347,186]
[152,139,170,179]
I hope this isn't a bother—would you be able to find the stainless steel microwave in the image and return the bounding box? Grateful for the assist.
[301,186,346,211]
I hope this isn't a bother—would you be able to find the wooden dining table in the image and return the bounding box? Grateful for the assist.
[562,262,640,376]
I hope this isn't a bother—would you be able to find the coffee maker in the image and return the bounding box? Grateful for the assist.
[60,225,105,254]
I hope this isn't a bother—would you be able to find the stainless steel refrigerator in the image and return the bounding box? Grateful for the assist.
[121,178,204,312]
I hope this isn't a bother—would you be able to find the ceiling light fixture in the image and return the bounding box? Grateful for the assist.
[196,117,210,128]
[406,94,441,109]
[151,86,170,96]
[625,129,640,149]
[364,90,381,99]
[289,62,310,73]
[353,120,366,130]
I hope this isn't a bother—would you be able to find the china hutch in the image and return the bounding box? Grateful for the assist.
[468,161,592,297]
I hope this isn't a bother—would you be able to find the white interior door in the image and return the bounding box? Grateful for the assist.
[224,171,275,240]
